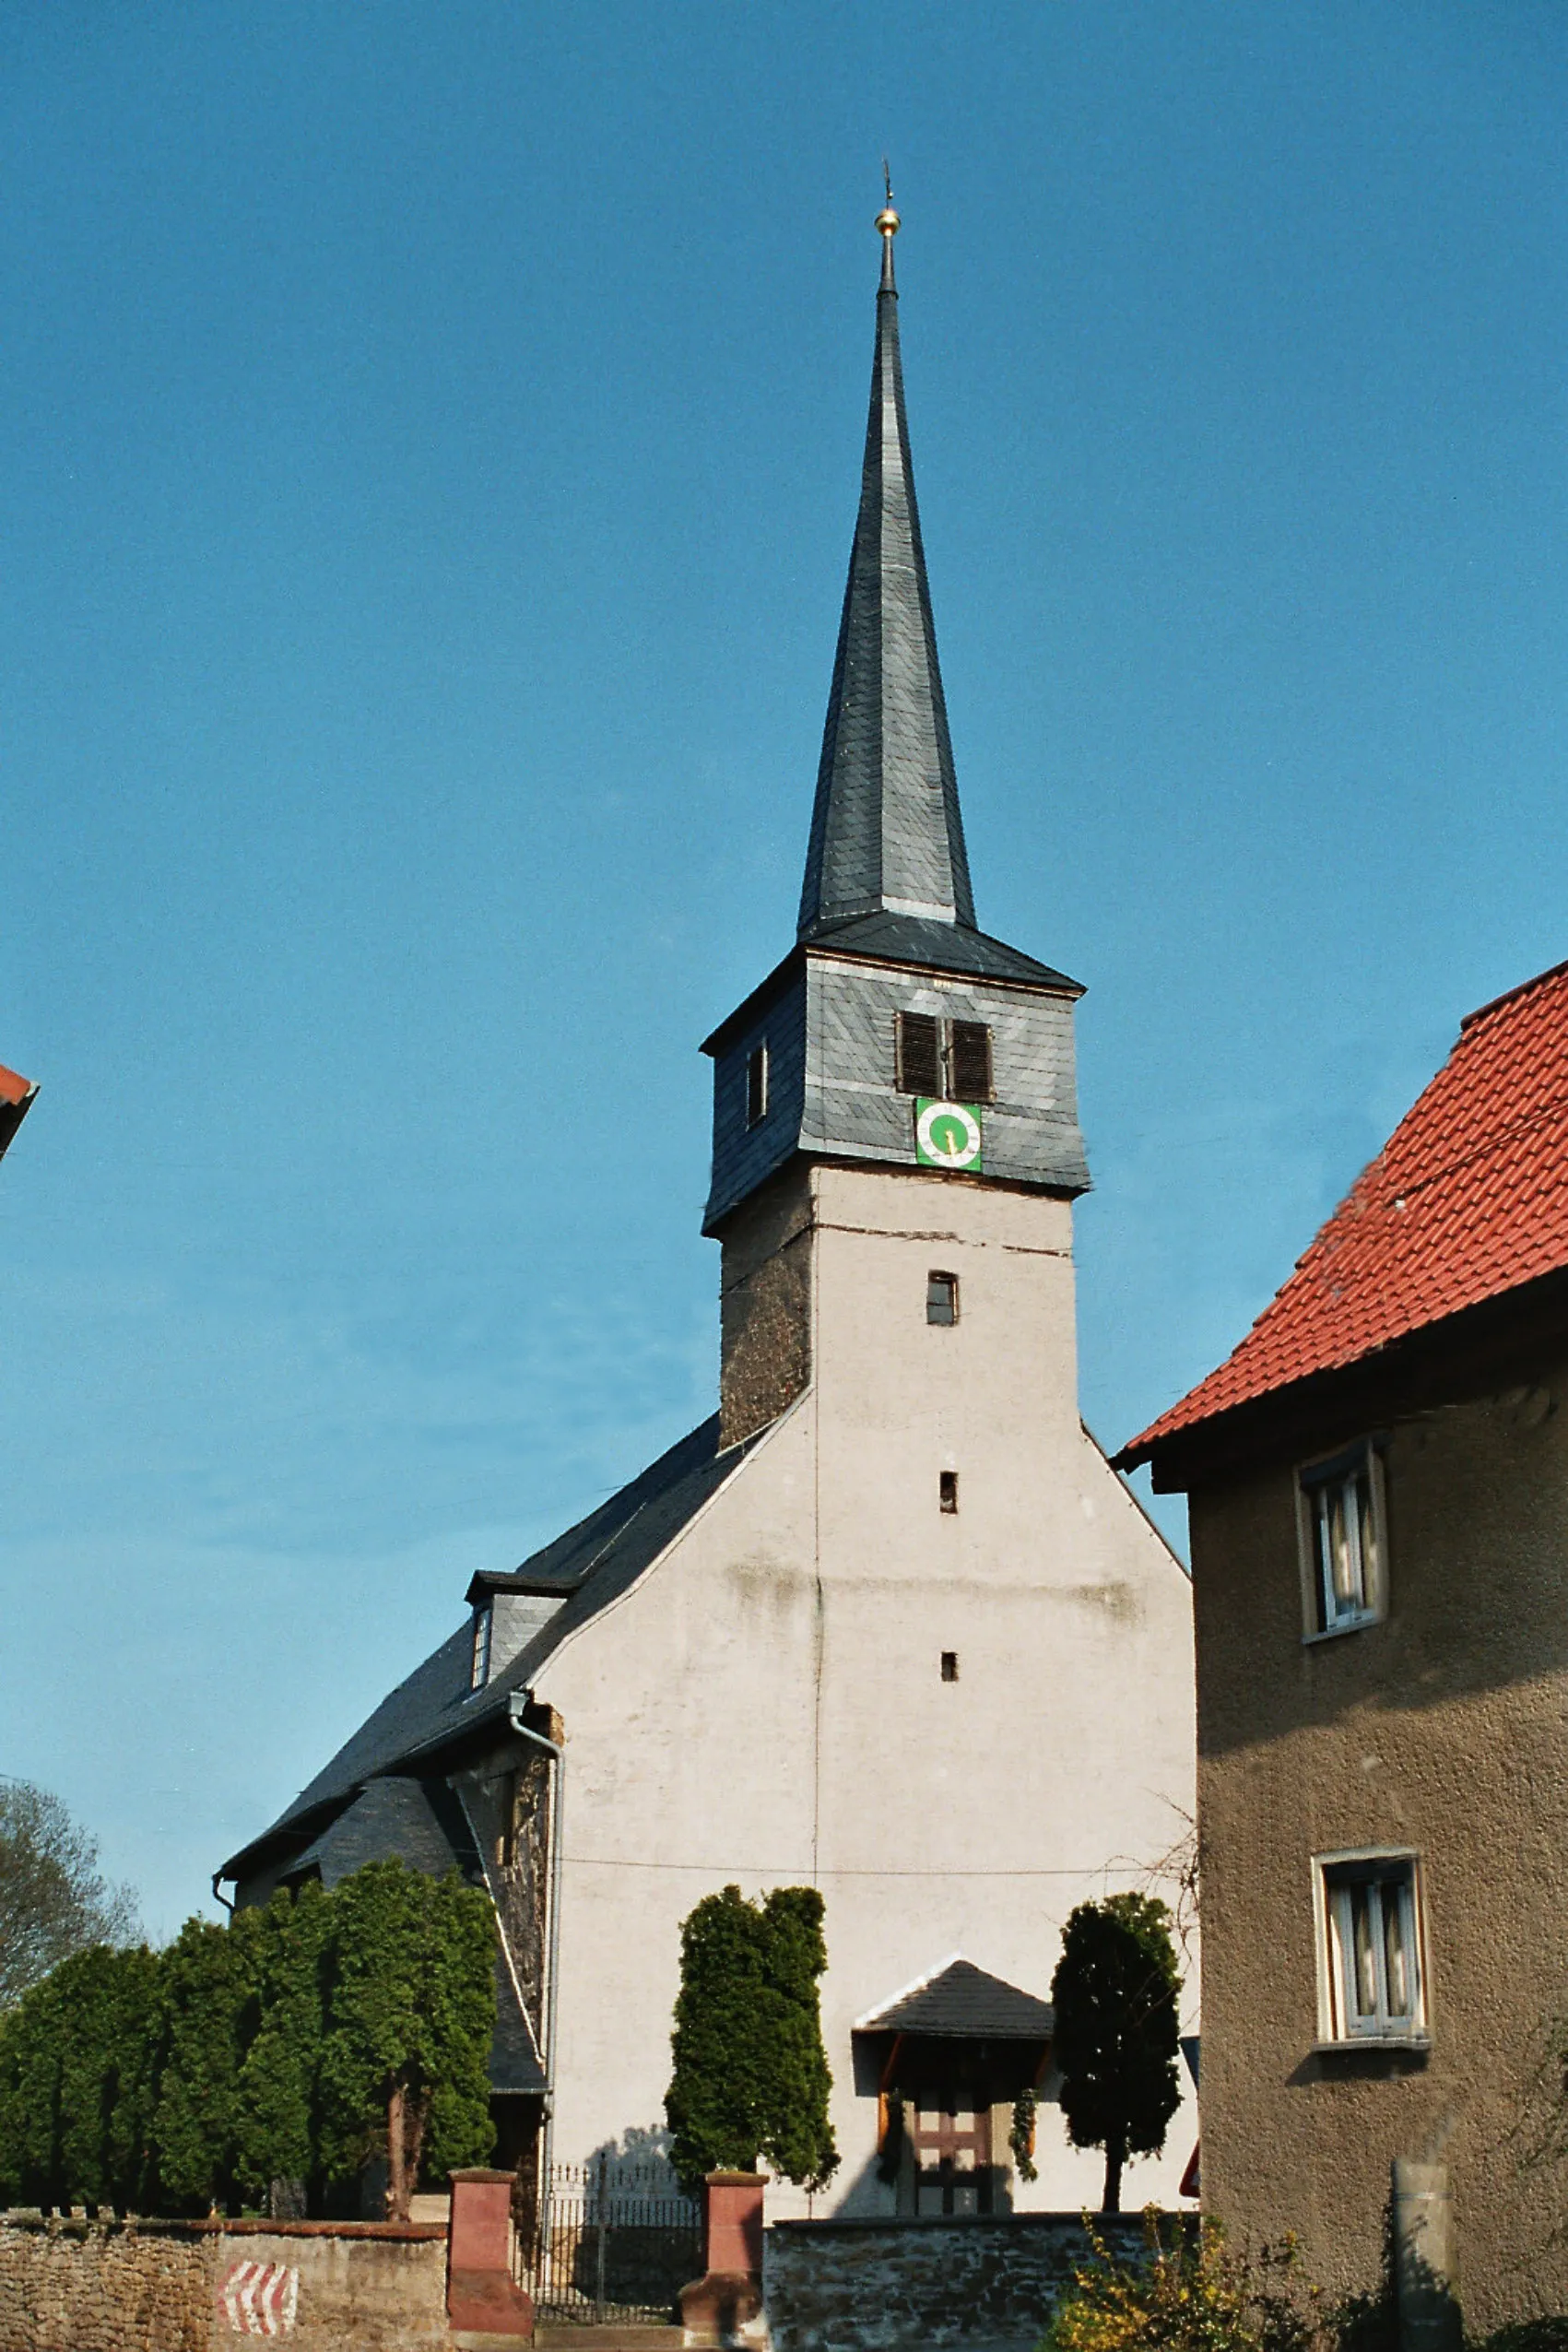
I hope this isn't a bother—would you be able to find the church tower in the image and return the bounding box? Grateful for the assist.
[704,196,1090,1446]
[219,198,1197,2227]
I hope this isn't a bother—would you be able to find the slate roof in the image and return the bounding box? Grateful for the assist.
[284,1776,482,1889]
[856,1957,1055,2041]
[797,221,976,942]
[220,1414,757,1883]
[1119,955,1568,1466]
[0,1062,37,1164]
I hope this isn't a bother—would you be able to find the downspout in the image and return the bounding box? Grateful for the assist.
[508,1695,564,2202]
[210,1871,235,1917]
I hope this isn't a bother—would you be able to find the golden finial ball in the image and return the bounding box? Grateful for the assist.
[875,204,901,238]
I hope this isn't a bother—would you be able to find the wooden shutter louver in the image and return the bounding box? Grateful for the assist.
[896,1011,942,1095]
[949,1021,994,1102]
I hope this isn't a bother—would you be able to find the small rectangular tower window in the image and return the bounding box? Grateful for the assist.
[948,1020,994,1102]
[940,1650,959,1683]
[896,1011,942,1095]
[746,1043,769,1128]
[926,1271,959,1326]
[939,1471,959,1513]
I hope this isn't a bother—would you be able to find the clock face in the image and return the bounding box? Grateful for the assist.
[915,1098,984,1172]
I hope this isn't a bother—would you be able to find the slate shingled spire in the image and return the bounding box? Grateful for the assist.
[797,195,977,940]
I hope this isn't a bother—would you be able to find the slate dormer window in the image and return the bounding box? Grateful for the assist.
[746,1043,769,1129]
[895,1011,994,1102]
[470,1605,492,1691]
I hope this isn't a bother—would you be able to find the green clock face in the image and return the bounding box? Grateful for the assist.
[915,1098,984,1172]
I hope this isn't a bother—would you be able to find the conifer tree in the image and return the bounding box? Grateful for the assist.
[233,1883,332,2213]
[318,1861,495,2219]
[0,1966,65,2205]
[1050,1891,1182,2214]
[153,1911,264,2213]
[55,1944,161,2210]
[665,1884,837,2195]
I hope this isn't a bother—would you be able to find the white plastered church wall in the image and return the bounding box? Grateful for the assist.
[534,1161,1196,2216]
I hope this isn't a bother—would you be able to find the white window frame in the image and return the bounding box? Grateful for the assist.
[1313,1848,1429,2047]
[1297,1437,1387,1640]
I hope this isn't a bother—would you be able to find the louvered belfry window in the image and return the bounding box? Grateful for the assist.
[895,1011,994,1102]
[895,1011,942,1096]
[949,1021,994,1103]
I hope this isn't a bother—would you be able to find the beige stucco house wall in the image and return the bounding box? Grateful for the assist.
[1189,1364,1568,2324]
[537,1160,1197,2213]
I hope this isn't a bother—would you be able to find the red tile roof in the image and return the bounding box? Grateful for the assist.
[0,1060,36,1164]
[1123,955,1568,1462]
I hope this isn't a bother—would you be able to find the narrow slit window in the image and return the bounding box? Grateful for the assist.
[939,1471,959,1514]
[940,1650,959,1683]
[926,1271,959,1326]
[948,1020,994,1103]
[896,1011,942,1096]
[746,1043,769,1129]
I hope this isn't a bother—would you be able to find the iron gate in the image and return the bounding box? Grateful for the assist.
[517,2158,701,2324]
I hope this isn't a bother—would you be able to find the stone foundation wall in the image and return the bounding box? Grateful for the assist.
[764,2213,1170,2352]
[0,2214,448,2352]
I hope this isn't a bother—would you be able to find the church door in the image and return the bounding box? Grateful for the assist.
[910,2086,993,2216]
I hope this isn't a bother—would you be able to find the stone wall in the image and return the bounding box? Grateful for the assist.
[0,2213,448,2352]
[764,2212,1166,2352]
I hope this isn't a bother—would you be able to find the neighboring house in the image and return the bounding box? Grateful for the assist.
[1118,955,1568,2325]
[220,209,1196,2220]
[0,1064,37,1166]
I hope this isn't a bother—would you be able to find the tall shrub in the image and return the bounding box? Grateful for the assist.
[153,1911,264,2213]
[665,1884,838,2194]
[0,1944,160,2209]
[1051,1893,1182,2214]
[318,1861,496,2218]
[233,1882,332,2211]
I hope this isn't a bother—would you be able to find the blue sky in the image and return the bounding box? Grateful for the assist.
[5,3,1568,1934]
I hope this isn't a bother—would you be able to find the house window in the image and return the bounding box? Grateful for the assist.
[940,1650,959,1683]
[894,1012,995,1103]
[746,1043,769,1128]
[948,1020,994,1103]
[926,1271,959,1326]
[1318,1852,1426,2043]
[1299,1440,1385,1637]
[470,1605,492,1691]
[939,1471,959,1514]
[896,1011,943,1096]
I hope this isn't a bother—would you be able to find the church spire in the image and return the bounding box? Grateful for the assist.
[797,189,976,940]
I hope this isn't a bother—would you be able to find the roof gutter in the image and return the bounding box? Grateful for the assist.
[508,1695,564,2195]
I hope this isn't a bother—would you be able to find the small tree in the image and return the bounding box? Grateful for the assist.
[318,1862,496,2219]
[153,1911,264,2213]
[665,1884,838,2195]
[1050,1893,1182,2214]
[0,1782,139,2010]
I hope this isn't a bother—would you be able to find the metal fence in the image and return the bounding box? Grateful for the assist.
[517,2159,702,2324]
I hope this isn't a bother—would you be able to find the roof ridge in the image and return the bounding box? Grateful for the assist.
[1460,953,1568,1033]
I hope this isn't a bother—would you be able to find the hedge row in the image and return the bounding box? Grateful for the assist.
[0,1860,496,2217]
